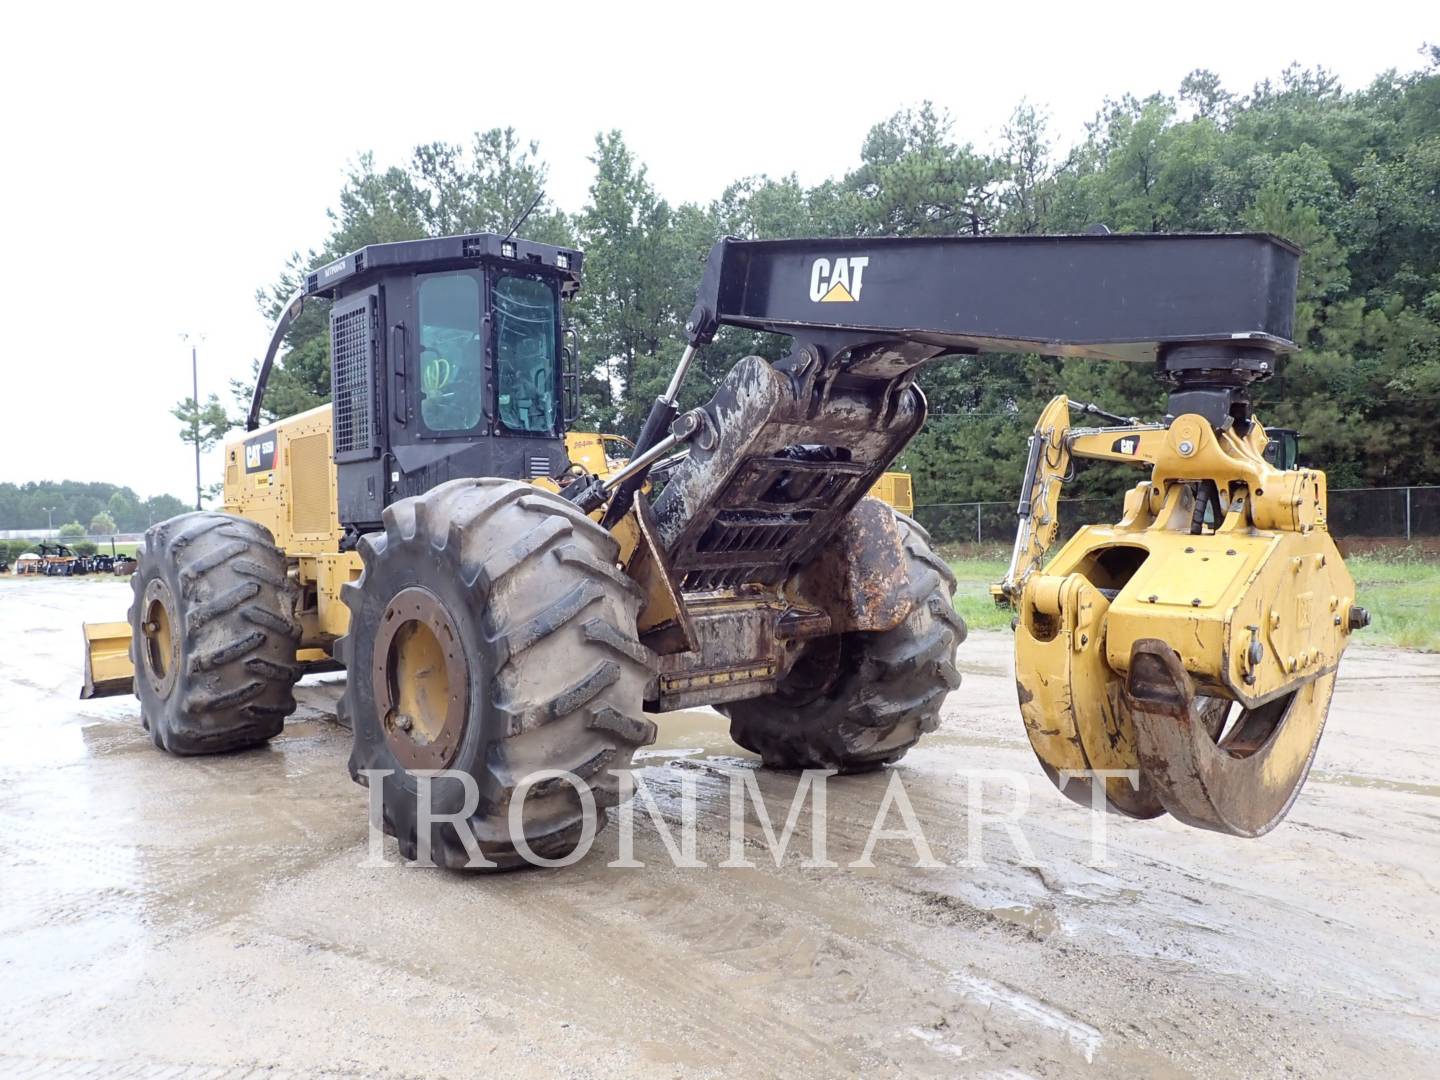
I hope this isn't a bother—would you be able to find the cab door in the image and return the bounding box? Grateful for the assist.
[488,269,567,480]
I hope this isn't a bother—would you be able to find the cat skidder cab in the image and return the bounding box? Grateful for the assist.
[82,229,1364,865]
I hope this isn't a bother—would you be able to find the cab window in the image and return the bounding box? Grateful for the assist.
[418,272,482,432]
[493,274,558,434]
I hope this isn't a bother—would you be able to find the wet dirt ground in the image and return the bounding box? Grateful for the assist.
[2,576,1438,1078]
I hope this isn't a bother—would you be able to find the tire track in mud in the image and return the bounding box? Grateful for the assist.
[247,849,868,1075]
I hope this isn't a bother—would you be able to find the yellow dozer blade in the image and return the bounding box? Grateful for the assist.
[81,621,134,699]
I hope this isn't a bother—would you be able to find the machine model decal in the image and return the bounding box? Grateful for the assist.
[244,434,277,473]
[809,256,869,303]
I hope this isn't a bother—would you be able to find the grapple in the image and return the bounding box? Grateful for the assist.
[998,395,1367,837]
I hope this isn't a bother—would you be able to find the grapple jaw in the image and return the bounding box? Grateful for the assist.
[1005,397,1363,838]
[1125,640,1334,836]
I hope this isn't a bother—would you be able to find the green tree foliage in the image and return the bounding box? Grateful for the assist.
[227,47,1439,507]
[172,394,233,454]
[0,482,189,531]
[58,522,85,538]
[88,511,117,535]
[570,133,724,431]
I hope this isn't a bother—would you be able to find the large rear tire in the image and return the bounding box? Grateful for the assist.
[130,512,302,754]
[723,513,965,772]
[341,478,658,870]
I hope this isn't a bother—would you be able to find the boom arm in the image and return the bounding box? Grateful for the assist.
[995,395,1167,602]
[683,232,1299,361]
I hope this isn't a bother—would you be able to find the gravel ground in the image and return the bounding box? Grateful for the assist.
[2,576,1438,1078]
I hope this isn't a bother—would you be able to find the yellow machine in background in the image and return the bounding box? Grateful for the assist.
[563,431,638,477]
[993,395,1368,837]
[867,471,914,516]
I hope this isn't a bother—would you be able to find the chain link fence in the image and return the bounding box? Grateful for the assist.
[914,486,1440,546]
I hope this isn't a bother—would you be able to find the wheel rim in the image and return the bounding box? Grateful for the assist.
[139,578,179,697]
[371,586,469,770]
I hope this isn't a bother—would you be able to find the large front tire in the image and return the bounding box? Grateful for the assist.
[130,512,302,754]
[342,478,658,870]
[723,514,965,772]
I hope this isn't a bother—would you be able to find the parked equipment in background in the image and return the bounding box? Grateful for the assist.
[82,229,1363,866]
[38,543,78,575]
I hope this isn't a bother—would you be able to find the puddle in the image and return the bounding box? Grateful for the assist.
[645,707,753,758]
[918,731,1027,752]
[1311,771,1440,798]
[957,661,1007,677]
[988,904,1062,937]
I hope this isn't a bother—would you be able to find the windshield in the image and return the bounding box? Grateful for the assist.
[417,272,483,432]
[494,274,558,433]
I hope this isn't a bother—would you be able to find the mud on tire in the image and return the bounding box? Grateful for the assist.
[342,478,658,870]
[130,512,302,755]
[723,513,965,772]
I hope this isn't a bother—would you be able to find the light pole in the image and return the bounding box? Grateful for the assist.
[42,506,56,535]
[180,333,206,511]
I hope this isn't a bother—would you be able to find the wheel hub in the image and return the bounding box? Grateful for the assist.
[371,587,469,770]
[139,578,179,698]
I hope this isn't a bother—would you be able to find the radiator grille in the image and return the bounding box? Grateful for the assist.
[225,457,238,488]
[289,431,332,535]
[331,304,372,455]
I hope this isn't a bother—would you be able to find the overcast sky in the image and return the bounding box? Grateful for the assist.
[0,1,1429,503]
